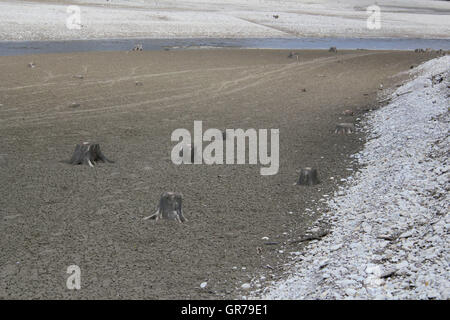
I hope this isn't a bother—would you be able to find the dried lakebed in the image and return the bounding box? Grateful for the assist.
[0,49,440,299]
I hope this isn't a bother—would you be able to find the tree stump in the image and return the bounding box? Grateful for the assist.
[297,167,320,185]
[143,192,187,223]
[69,142,114,167]
[329,47,337,53]
[132,44,143,51]
[334,123,355,134]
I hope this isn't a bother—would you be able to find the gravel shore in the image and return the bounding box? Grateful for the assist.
[1,0,449,40]
[259,55,450,300]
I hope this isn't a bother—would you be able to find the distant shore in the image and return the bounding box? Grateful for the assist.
[1,0,449,41]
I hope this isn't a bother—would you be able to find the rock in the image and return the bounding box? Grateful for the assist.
[362,222,372,234]
[329,243,342,251]
[365,275,385,287]
[200,282,207,289]
[241,283,251,290]
[342,109,354,116]
[345,288,357,296]
[396,261,409,270]
[365,265,383,277]
[380,268,397,279]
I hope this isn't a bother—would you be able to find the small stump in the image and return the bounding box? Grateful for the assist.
[297,167,320,185]
[329,47,337,53]
[335,123,355,134]
[69,142,114,167]
[144,192,187,223]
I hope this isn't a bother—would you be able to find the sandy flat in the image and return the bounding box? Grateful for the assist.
[0,48,440,299]
[0,0,449,40]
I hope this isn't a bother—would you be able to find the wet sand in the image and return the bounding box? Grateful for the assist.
[0,49,437,299]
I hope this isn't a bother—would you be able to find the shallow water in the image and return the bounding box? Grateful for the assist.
[0,37,449,56]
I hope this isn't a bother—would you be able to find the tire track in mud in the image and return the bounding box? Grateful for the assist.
[0,52,376,128]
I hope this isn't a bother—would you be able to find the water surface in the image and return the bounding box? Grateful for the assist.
[0,37,449,56]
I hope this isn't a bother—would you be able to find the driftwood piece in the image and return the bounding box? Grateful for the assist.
[378,90,413,104]
[143,192,187,223]
[342,109,354,116]
[297,167,320,185]
[69,142,114,167]
[334,123,355,134]
[289,230,330,245]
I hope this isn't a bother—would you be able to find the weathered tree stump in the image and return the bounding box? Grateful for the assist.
[329,47,337,53]
[69,142,114,167]
[297,167,320,185]
[132,44,143,51]
[143,192,187,223]
[334,123,355,134]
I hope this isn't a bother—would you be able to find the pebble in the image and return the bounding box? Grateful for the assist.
[241,283,251,290]
[345,288,357,296]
